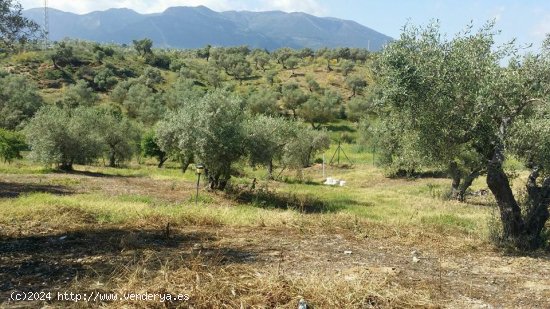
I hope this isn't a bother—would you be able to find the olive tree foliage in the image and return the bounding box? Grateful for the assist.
[61,80,99,108]
[25,106,139,170]
[50,42,77,68]
[196,44,211,61]
[298,90,342,129]
[347,96,372,122]
[375,22,497,197]
[285,56,300,74]
[110,80,132,104]
[305,75,322,93]
[297,47,315,60]
[95,109,140,167]
[0,128,26,163]
[140,67,164,88]
[164,77,205,111]
[24,106,104,170]
[0,0,41,52]
[377,21,550,249]
[156,90,247,190]
[211,47,252,82]
[245,115,330,176]
[123,83,166,125]
[340,60,355,76]
[282,126,331,169]
[155,107,196,173]
[141,130,168,168]
[250,48,270,71]
[0,73,43,129]
[93,67,118,91]
[281,82,308,118]
[203,64,224,88]
[272,47,294,69]
[244,115,297,178]
[246,88,280,116]
[346,75,367,97]
[132,38,153,56]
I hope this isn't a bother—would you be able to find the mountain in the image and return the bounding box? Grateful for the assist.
[23,6,392,50]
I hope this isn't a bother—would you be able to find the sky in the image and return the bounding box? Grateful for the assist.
[19,0,550,49]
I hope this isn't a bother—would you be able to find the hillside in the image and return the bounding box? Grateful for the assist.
[22,6,393,50]
[2,9,550,307]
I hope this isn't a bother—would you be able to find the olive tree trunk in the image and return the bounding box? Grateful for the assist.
[486,148,550,249]
[208,174,229,190]
[449,162,482,202]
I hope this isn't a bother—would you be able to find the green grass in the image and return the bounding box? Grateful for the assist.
[0,130,503,238]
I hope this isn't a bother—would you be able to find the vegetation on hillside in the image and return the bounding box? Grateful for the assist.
[2,5,550,250]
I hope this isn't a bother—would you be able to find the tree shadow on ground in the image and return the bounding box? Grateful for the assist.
[389,170,449,179]
[225,186,343,213]
[53,169,140,178]
[323,124,356,133]
[0,228,257,298]
[0,181,74,198]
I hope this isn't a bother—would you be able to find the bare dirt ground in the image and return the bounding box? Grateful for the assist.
[1,172,549,308]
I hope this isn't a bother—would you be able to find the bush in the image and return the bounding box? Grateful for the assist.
[0,129,26,163]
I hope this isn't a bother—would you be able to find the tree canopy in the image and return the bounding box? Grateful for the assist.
[376,21,550,249]
[0,0,41,51]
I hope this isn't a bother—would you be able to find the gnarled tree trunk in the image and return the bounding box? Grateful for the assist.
[108,148,117,167]
[208,174,229,190]
[486,148,550,249]
[267,159,274,180]
[457,169,483,202]
[450,161,462,199]
[523,167,550,246]
[449,162,482,202]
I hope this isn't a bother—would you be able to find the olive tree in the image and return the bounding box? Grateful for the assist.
[282,126,330,169]
[298,90,341,129]
[24,106,103,170]
[123,83,166,125]
[0,0,41,51]
[377,22,550,249]
[194,91,247,189]
[0,73,43,129]
[141,130,168,168]
[340,60,355,76]
[250,48,270,71]
[345,75,367,97]
[157,90,247,190]
[281,83,308,118]
[0,128,26,163]
[212,50,252,82]
[96,109,140,167]
[61,80,99,108]
[273,47,294,69]
[244,115,297,178]
[164,77,205,111]
[155,108,196,173]
[133,38,153,56]
[347,96,371,122]
[246,88,280,116]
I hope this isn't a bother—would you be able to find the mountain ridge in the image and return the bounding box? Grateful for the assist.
[23,6,392,50]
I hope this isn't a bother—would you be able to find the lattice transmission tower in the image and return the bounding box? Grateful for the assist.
[43,0,49,48]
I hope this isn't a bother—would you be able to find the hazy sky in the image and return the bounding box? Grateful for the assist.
[20,0,550,48]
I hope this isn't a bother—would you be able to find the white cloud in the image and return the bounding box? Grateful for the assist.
[257,0,327,15]
[20,0,327,15]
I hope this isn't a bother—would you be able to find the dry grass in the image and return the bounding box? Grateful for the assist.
[1,156,549,308]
